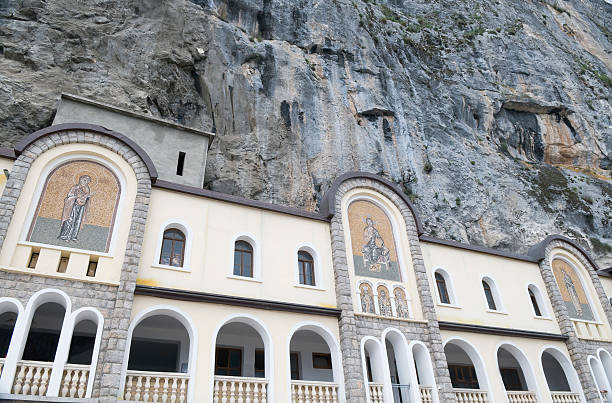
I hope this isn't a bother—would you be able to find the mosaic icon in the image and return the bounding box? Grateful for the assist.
[552,259,594,321]
[27,160,120,253]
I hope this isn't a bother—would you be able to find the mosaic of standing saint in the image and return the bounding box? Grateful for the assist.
[348,200,401,281]
[552,259,594,321]
[27,160,120,253]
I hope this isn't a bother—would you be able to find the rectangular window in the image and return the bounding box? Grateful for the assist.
[448,364,479,389]
[215,347,242,376]
[290,352,300,380]
[28,252,39,269]
[57,256,69,273]
[86,261,98,277]
[176,151,186,176]
[254,349,265,378]
[312,352,332,369]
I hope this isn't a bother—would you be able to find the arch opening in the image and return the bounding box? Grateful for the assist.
[589,357,612,402]
[497,347,528,391]
[214,322,266,378]
[22,302,65,362]
[128,315,190,373]
[384,331,411,403]
[67,320,96,365]
[445,343,479,389]
[0,311,18,358]
[289,330,332,382]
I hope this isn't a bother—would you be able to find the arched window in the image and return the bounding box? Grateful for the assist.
[160,229,186,267]
[529,289,542,316]
[436,272,451,304]
[359,283,375,314]
[298,250,315,286]
[482,280,497,311]
[233,240,253,277]
[377,285,392,316]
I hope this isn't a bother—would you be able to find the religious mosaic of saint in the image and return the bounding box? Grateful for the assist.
[348,200,401,281]
[552,259,594,321]
[27,160,120,253]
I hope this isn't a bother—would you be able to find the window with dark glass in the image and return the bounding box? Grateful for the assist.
[529,289,542,316]
[233,240,253,277]
[448,364,479,389]
[215,347,242,376]
[298,251,315,286]
[160,229,186,267]
[483,280,497,310]
[254,349,265,378]
[290,352,301,380]
[312,352,332,369]
[435,272,450,304]
[28,252,39,269]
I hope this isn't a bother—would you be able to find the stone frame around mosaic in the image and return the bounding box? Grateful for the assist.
[537,238,612,403]
[0,128,153,402]
[328,176,456,403]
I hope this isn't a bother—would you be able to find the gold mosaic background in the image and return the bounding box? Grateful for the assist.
[552,259,589,305]
[34,160,120,227]
[348,200,398,261]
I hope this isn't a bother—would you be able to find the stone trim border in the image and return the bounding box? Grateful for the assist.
[0,127,153,402]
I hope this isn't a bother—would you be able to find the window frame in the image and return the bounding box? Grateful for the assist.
[297,250,316,286]
[228,234,262,282]
[214,346,243,377]
[233,240,254,278]
[159,228,186,268]
[312,352,333,370]
[481,275,504,312]
[152,221,192,272]
[294,244,323,289]
[432,268,458,307]
[527,283,550,318]
[435,272,451,304]
[482,280,497,311]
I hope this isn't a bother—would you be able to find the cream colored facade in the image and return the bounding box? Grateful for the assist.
[0,96,610,403]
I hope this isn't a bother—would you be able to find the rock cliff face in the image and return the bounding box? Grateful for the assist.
[1,0,611,266]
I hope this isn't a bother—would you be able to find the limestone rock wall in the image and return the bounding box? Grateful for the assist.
[0,0,610,266]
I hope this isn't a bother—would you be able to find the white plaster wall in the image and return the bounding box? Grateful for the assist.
[136,188,337,308]
[422,242,560,334]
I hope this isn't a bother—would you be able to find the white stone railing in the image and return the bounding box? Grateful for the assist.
[213,376,268,403]
[507,391,537,403]
[11,360,53,396]
[550,392,581,403]
[123,370,189,402]
[454,388,489,403]
[420,386,433,403]
[60,364,90,398]
[291,380,338,403]
[368,382,384,403]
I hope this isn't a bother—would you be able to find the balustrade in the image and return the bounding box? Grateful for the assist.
[550,392,581,403]
[11,360,53,396]
[213,376,268,403]
[60,364,90,398]
[507,391,537,403]
[123,370,189,402]
[368,382,384,403]
[420,386,433,403]
[291,380,338,403]
[454,388,489,403]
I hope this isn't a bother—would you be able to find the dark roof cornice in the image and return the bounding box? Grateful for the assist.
[528,234,602,271]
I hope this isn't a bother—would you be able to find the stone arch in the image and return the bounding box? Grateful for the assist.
[443,337,491,399]
[381,328,412,403]
[598,349,612,397]
[325,173,451,402]
[0,124,154,399]
[286,322,345,402]
[588,356,611,402]
[408,340,440,403]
